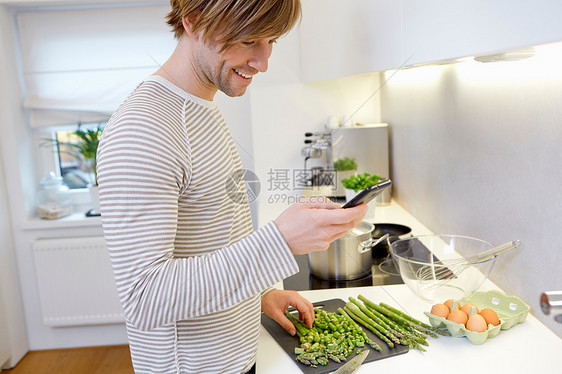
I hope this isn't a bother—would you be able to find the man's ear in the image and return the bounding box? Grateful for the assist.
[181,14,200,39]
[181,17,194,37]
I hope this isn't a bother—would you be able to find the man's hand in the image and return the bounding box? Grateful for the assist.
[274,197,368,255]
[261,289,314,336]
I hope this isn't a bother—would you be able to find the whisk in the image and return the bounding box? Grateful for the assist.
[415,240,521,281]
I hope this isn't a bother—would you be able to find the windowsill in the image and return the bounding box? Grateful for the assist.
[20,212,102,231]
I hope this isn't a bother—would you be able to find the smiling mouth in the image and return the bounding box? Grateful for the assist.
[234,68,253,79]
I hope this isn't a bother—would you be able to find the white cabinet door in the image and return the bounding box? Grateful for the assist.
[300,0,562,80]
[402,0,562,66]
[299,0,402,82]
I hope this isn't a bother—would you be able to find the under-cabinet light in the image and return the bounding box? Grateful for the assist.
[474,48,536,63]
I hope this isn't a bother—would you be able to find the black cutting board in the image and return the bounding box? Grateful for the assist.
[261,298,409,374]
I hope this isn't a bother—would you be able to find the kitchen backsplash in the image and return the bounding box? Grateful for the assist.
[381,41,562,337]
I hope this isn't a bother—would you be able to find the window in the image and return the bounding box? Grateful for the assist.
[56,129,93,189]
[38,121,105,190]
[56,123,105,189]
[14,4,173,196]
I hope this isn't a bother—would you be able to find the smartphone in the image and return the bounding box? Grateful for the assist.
[341,179,392,208]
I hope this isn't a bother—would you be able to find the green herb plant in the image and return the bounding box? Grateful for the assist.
[341,172,381,192]
[333,157,357,172]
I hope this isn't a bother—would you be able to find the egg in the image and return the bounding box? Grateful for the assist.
[447,309,468,325]
[444,299,462,311]
[430,303,450,318]
[480,308,500,326]
[466,313,488,332]
[461,303,479,316]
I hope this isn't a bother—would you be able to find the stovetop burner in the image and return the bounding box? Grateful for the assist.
[283,255,404,291]
[283,222,411,291]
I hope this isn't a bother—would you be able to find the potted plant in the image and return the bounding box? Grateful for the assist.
[333,157,358,173]
[333,157,358,196]
[341,172,381,194]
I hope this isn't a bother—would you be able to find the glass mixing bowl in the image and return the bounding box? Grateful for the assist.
[389,234,496,303]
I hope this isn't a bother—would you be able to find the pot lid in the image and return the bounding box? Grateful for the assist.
[347,221,374,237]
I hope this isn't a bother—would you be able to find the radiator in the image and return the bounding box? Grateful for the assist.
[32,236,124,326]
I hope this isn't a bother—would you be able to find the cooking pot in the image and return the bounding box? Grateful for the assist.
[371,223,412,259]
[308,221,387,280]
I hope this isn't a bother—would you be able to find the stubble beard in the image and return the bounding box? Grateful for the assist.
[216,65,250,97]
[196,39,251,98]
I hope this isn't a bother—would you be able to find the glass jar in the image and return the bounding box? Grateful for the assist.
[37,172,72,219]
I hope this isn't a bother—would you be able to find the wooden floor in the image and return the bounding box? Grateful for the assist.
[1,345,134,374]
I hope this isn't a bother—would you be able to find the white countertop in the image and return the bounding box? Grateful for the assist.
[257,284,562,374]
[257,201,562,373]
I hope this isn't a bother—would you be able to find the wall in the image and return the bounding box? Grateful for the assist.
[0,137,26,369]
[0,5,30,367]
[381,42,562,337]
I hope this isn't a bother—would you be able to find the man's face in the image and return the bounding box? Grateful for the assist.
[192,34,277,98]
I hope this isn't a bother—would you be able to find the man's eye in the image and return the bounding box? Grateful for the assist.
[242,41,255,46]
[269,39,278,44]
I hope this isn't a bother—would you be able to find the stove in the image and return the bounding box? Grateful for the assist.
[283,250,404,291]
[283,222,412,291]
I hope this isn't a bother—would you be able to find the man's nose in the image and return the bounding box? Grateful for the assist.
[249,42,272,73]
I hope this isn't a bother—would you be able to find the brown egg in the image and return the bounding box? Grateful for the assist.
[444,299,462,311]
[447,309,469,325]
[480,308,500,326]
[466,314,488,332]
[431,303,450,318]
[461,303,479,316]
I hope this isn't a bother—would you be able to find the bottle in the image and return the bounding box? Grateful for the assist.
[37,172,72,219]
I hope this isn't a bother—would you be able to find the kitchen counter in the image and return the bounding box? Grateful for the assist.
[256,284,562,373]
[257,201,562,373]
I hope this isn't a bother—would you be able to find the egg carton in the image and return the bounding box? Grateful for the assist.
[424,290,530,345]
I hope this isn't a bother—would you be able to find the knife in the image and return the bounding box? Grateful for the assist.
[333,349,369,374]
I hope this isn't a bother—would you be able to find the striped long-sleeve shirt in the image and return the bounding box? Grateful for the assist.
[97,75,299,373]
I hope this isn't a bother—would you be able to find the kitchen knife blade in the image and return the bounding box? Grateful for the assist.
[333,349,369,374]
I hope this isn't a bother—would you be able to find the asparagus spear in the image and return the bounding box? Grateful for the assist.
[284,311,311,338]
[401,323,431,343]
[337,307,382,352]
[358,295,428,345]
[289,308,376,366]
[348,298,401,346]
[379,301,450,336]
[358,299,439,338]
[344,304,395,348]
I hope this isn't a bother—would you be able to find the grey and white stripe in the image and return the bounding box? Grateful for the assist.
[97,75,298,373]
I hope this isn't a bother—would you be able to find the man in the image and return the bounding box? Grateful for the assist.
[97,1,367,373]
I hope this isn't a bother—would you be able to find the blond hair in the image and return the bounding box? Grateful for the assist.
[167,0,301,49]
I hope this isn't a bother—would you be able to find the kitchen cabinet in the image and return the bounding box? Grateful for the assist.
[299,0,402,82]
[402,0,562,66]
[300,0,562,81]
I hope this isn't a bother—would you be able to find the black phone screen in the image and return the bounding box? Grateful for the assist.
[341,179,392,208]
